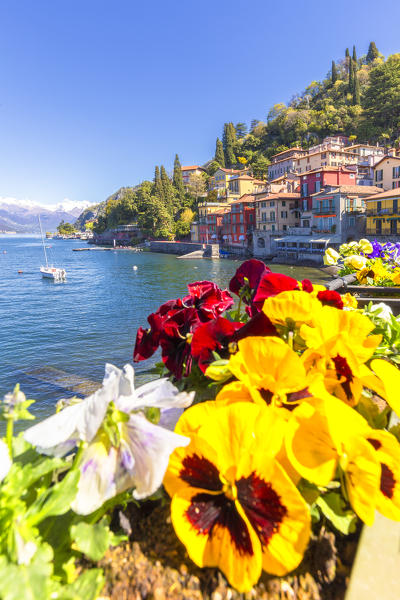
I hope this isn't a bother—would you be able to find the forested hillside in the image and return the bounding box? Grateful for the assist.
[77,42,400,237]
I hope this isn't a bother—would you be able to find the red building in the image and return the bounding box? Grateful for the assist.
[200,208,227,243]
[221,196,256,246]
[299,167,357,228]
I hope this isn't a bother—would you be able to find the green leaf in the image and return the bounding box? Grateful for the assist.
[316,492,357,535]
[0,545,53,600]
[26,469,80,525]
[61,569,105,600]
[70,518,126,561]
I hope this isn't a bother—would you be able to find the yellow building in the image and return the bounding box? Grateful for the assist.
[294,149,358,174]
[373,155,400,191]
[365,188,400,237]
[227,175,266,201]
[208,168,245,197]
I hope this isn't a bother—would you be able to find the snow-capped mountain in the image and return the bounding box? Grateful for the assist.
[0,198,91,232]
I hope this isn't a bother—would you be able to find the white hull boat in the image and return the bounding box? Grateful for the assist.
[40,266,66,281]
[38,216,67,282]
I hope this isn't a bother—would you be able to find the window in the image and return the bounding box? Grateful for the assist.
[302,183,308,197]
[261,201,266,208]
[394,199,398,213]
[282,201,286,206]
[377,201,382,214]
[376,219,382,234]
[391,220,397,235]
[270,212,275,221]
[376,170,383,182]
[315,181,321,193]
[393,166,400,179]
[249,214,253,222]
[263,225,266,230]
[281,211,288,219]
[271,224,276,232]
[269,201,275,207]
[262,213,267,222]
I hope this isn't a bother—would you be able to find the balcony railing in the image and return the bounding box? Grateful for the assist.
[366,208,394,216]
[312,207,335,215]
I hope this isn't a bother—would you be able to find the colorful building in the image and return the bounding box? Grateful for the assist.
[311,184,381,240]
[197,201,229,243]
[208,167,247,197]
[181,166,206,189]
[267,147,308,180]
[298,167,357,228]
[221,196,256,246]
[373,154,400,191]
[365,188,400,237]
[255,193,300,233]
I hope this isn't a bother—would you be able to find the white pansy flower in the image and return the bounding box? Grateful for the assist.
[369,302,393,322]
[24,364,194,515]
[0,440,11,482]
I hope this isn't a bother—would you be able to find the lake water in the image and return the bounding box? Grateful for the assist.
[0,235,329,422]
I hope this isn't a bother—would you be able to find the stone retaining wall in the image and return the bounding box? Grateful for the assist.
[149,241,219,258]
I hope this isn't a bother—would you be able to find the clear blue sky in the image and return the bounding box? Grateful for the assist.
[1,0,400,206]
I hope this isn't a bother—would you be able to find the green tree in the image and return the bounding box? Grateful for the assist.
[154,166,164,202]
[138,195,174,239]
[175,208,194,238]
[207,160,221,175]
[251,155,270,180]
[187,172,207,204]
[331,60,338,84]
[223,122,237,167]
[348,57,354,92]
[215,138,225,167]
[235,122,247,138]
[172,154,185,199]
[352,45,358,65]
[160,165,176,213]
[57,221,76,235]
[353,72,361,105]
[367,42,379,63]
[363,54,400,135]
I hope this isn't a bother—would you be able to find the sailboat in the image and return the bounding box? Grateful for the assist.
[39,216,66,281]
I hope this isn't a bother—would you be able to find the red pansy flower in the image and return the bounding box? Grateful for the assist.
[191,317,244,373]
[317,290,344,310]
[183,281,233,322]
[159,307,201,379]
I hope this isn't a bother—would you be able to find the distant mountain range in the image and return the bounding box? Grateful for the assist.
[0,199,91,233]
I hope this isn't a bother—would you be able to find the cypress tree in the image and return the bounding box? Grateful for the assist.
[367,42,379,63]
[352,45,357,65]
[224,122,237,168]
[345,47,350,58]
[353,72,361,105]
[348,57,354,92]
[173,154,185,199]
[160,165,175,213]
[154,166,164,201]
[215,137,225,167]
[331,60,338,84]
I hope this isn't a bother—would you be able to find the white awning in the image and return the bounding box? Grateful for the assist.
[223,235,228,239]
[239,235,245,241]
[211,234,217,238]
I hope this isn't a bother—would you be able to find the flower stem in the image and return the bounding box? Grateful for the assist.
[6,418,13,458]
[71,441,85,471]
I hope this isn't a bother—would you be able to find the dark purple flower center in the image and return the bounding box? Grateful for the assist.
[380,463,395,499]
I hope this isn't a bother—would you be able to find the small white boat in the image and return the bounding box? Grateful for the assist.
[40,266,67,281]
[39,216,66,281]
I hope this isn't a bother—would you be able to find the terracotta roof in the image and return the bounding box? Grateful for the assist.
[297,149,358,160]
[345,144,386,151]
[313,185,381,195]
[364,188,400,201]
[270,147,305,159]
[219,168,244,174]
[373,155,400,168]
[300,166,355,176]
[255,192,300,202]
[181,165,205,171]
[229,194,256,204]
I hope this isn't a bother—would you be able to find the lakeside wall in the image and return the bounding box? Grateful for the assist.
[149,241,220,258]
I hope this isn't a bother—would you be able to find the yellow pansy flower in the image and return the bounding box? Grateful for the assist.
[323,247,340,265]
[364,429,400,521]
[164,402,310,592]
[285,397,380,525]
[343,254,368,270]
[263,291,323,333]
[358,239,373,255]
[342,292,358,309]
[226,336,324,410]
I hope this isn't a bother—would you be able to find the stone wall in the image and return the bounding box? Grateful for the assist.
[149,241,220,258]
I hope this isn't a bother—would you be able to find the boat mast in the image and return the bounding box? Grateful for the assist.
[38,215,48,267]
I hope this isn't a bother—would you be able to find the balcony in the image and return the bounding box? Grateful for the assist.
[366,208,392,216]
[312,206,336,215]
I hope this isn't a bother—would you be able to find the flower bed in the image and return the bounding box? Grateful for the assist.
[1,259,400,599]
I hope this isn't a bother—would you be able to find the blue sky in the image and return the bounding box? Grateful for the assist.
[1,0,400,207]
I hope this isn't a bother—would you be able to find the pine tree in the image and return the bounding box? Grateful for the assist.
[154,166,164,201]
[331,60,338,84]
[367,42,379,63]
[173,154,185,199]
[235,122,247,138]
[160,165,175,214]
[352,45,357,65]
[215,138,225,167]
[353,72,361,105]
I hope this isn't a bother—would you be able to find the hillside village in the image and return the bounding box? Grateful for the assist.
[189,136,400,263]
[71,42,400,263]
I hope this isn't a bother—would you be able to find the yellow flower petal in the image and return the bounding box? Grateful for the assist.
[343,437,380,526]
[370,359,400,417]
[365,430,400,521]
[263,291,323,330]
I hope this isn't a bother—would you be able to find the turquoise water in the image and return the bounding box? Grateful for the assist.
[0,235,328,421]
